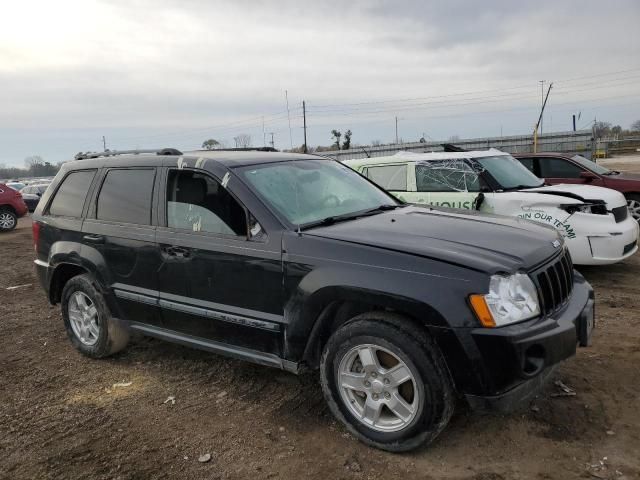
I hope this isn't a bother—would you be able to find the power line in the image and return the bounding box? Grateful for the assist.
[306,68,640,111]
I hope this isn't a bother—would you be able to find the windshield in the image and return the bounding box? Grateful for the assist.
[475,155,543,189]
[571,155,611,175]
[238,159,398,227]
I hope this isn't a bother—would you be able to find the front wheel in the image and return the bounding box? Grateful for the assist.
[626,194,640,222]
[320,313,454,452]
[0,208,17,231]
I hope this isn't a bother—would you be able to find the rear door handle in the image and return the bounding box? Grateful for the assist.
[83,235,104,244]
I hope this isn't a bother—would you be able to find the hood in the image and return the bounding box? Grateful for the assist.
[304,206,562,273]
[523,184,626,208]
[606,171,640,181]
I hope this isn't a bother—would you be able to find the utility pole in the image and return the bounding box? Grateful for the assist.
[102,136,107,151]
[302,100,308,154]
[285,90,293,150]
[395,116,399,144]
[539,80,545,135]
[533,82,553,153]
[269,132,275,149]
[262,116,266,147]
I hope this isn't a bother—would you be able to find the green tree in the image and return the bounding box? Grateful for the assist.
[201,139,220,150]
[342,130,352,150]
[331,129,342,150]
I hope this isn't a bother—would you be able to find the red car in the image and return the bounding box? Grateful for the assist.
[0,182,29,231]
[513,152,640,222]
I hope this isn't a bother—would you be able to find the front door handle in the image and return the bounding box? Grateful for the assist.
[83,234,104,244]
[162,246,191,258]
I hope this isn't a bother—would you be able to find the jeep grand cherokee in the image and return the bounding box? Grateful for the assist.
[32,149,595,451]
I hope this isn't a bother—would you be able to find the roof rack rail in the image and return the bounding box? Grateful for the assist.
[192,147,278,153]
[74,148,183,161]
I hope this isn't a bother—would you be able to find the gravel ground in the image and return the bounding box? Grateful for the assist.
[1,159,639,480]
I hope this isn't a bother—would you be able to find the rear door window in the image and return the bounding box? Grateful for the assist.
[96,169,156,225]
[364,164,407,191]
[48,170,97,217]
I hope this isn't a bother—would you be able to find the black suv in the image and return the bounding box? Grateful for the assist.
[33,149,595,451]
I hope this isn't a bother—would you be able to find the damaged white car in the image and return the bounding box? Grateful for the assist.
[345,150,639,265]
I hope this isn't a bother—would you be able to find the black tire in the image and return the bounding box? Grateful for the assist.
[0,208,17,232]
[625,193,640,222]
[320,312,455,452]
[61,274,129,358]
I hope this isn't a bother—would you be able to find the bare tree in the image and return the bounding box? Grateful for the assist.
[233,134,251,148]
[593,121,612,138]
[448,135,460,142]
[24,155,44,169]
[631,120,640,132]
[371,139,381,146]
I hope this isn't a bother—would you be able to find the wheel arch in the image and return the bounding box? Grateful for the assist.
[49,262,90,304]
[292,286,449,370]
[0,204,17,214]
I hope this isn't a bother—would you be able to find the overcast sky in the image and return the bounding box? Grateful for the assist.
[1,0,639,167]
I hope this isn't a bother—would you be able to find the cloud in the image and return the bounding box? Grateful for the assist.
[1,0,639,165]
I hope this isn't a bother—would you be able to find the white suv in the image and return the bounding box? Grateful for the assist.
[345,149,639,265]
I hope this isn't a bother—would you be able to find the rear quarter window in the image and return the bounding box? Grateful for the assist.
[48,170,97,217]
[96,169,156,225]
[364,164,407,191]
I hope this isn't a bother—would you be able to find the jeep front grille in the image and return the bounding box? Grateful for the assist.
[612,205,629,223]
[533,249,574,316]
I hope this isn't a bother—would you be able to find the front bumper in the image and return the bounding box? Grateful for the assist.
[464,273,594,412]
[566,213,639,265]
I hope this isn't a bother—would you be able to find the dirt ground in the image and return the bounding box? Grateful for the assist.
[1,159,639,480]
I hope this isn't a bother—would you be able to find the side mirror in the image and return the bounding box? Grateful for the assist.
[580,171,597,181]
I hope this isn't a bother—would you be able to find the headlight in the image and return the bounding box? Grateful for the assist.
[469,273,540,327]
[561,203,607,215]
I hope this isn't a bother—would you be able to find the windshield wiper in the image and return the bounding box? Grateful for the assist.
[603,170,620,175]
[501,183,544,191]
[299,214,358,230]
[299,204,400,231]
[362,204,400,213]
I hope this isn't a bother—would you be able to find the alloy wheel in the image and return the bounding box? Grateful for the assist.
[337,344,419,432]
[0,212,15,230]
[68,291,100,346]
[627,199,640,221]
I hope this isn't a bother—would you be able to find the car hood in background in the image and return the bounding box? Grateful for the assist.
[304,206,561,273]
[523,184,627,208]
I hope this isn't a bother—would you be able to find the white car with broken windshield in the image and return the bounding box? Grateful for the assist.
[345,150,639,265]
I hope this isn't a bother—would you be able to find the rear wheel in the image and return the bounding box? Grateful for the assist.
[61,274,129,358]
[626,194,640,222]
[0,208,17,231]
[320,313,454,452]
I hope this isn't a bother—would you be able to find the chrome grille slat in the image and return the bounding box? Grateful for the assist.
[532,249,573,316]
